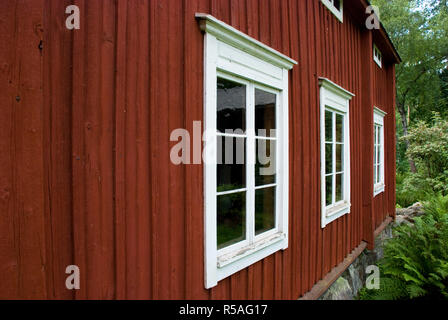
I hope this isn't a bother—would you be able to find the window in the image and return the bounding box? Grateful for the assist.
[321,0,343,22]
[374,107,386,196]
[196,13,297,289]
[374,44,382,68]
[319,78,354,228]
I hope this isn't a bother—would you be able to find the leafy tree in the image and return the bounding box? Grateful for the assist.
[372,0,448,171]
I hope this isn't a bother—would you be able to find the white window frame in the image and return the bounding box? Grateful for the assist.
[196,13,297,289]
[374,107,386,196]
[319,78,354,228]
[373,44,382,68]
[321,0,344,23]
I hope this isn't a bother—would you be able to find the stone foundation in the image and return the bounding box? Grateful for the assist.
[319,224,393,300]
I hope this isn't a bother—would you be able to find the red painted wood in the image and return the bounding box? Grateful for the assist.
[0,0,398,300]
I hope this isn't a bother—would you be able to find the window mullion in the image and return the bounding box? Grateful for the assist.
[247,82,256,245]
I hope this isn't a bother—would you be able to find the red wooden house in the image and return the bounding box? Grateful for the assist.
[0,0,400,299]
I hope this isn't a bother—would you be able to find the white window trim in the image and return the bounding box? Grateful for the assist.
[319,78,354,228]
[197,13,297,289]
[374,107,387,196]
[321,0,344,23]
[373,44,382,68]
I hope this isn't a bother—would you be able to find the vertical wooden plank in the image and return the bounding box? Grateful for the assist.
[72,0,116,299]
[184,0,211,300]
[307,0,318,289]
[0,0,47,299]
[114,0,128,299]
[360,30,375,250]
[42,0,75,300]
[280,0,292,299]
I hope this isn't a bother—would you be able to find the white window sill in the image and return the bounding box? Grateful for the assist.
[217,232,285,268]
[214,232,287,284]
[322,202,351,228]
[374,184,385,197]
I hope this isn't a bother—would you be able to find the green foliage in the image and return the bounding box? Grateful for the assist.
[401,113,448,194]
[372,0,448,123]
[359,277,407,300]
[423,193,448,220]
[372,0,448,175]
[396,172,432,207]
[359,195,448,300]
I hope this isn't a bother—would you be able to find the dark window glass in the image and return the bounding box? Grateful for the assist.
[325,143,333,174]
[326,175,333,206]
[255,187,276,235]
[374,164,378,184]
[336,114,343,142]
[256,139,276,186]
[334,0,341,11]
[336,173,343,202]
[217,78,246,133]
[217,137,246,192]
[336,144,343,172]
[377,135,381,163]
[374,144,377,165]
[217,192,246,249]
[255,89,276,137]
[325,110,333,142]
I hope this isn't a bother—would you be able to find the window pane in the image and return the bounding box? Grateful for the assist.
[336,114,343,142]
[336,173,343,202]
[375,126,380,145]
[326,175,333,206]
[374,144,377,165]
[325,143,333,174]
[255,187,276,235]
[217,192,246,250]
[377,140,381,164]
[256,139,276,186]
[374,164,378,184]
[325,110,333,142]
[377,165,381,184]
[255,89,276,137]
[374,126,378,145]
[217,77,246,133]
[334,0,341,11]
[336,144,343,172]
[217,137,246,192]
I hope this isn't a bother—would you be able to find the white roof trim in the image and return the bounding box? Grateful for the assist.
[195,13,298,70]
[318,77,355,100]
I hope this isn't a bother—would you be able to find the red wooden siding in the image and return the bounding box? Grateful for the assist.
[0,0,397,299]
[373,62,397,230]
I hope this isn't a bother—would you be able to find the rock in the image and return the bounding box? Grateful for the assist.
[394,215,412,226]
[348,264,363,297]
[396,202,424,218]
[320,277,353,300]
[395,202,425,227]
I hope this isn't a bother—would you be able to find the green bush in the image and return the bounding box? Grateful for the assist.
[400,113,448,195]
[359,194,448,300]
[396,172,433,208]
